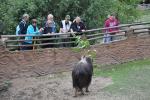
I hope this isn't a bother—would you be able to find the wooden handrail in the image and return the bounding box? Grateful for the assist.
[7,41,76,47]
[88,34,125,41]
[133,30,150,34]
[5,37,77,42]
[1,22,150,51]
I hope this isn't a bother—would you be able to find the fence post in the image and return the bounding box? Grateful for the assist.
[126,28,134,38]
[33,36,36,50]
[148,28,150,35]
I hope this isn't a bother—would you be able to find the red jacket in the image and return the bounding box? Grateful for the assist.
[104,18,119,34]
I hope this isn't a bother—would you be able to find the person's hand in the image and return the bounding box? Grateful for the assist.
[39,28,44,32]
[70,29,74,33]
[82,30,85,32]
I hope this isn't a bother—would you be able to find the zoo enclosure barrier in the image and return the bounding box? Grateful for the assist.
[1,22,150,51]
[138,4,150,10]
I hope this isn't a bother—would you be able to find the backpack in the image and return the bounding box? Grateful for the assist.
[16,20,26,35]
[16,25,20,35]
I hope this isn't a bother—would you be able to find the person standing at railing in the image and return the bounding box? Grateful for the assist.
[70,16,86,33]
[59,15,72,47]
[16,14,29,35]
[42,14,56,48]
[43,14,56,34]
[103,14,119,43]
[70,17,86,47]
[24,19,43,50]
[16,14,29,50]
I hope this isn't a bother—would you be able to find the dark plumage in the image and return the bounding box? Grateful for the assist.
[72,56,93,97]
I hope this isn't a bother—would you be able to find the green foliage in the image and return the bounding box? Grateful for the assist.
[72,35,97,60]
[76,36,90,49]
[0,0,141,35]
[83,0,115,28]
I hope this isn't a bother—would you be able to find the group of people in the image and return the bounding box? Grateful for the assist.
[16,14,86,50]
[16,13,119,50]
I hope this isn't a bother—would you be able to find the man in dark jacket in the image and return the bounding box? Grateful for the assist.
[16,14,29,50]
[18,14,29,35]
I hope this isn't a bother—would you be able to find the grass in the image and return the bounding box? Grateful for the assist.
[94,59,150,100]
[91,9,150,99]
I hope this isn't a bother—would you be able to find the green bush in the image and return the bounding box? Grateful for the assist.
[0,0,141,35]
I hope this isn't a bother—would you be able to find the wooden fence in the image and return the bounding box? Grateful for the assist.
[138,4,150,10]
[1,22,150,51]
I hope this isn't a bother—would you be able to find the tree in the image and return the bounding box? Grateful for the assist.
[0,0,141,35]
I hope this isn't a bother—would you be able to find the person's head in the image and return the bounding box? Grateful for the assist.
[32,19,37,26]
[46,20,53,27]
[65,15,70,22]
[109,13,117,19]
[75,16,81,24]
[107,14,111,18]
[108,13,115,21]
[47,14,54,21]
[22,14,29,21]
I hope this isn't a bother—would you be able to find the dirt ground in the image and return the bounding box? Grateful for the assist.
[0,35,150,83]
[0,72,112,100]
[0,34,150,100]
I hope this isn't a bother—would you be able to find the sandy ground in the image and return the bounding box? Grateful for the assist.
[0,35,150,83]
[0,72,112,100]
[0,34,150,100]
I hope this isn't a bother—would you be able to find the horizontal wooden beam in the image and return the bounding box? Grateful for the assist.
[5,37,77,43]
[7,41,76,47]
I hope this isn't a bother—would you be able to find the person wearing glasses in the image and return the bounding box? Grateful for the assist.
[24,19,43,50]
[43,14,56,34]
[42,14,56,48]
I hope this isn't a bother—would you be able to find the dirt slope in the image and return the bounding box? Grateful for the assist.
[0,36,150,82]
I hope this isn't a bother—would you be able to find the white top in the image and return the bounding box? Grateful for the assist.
[61,20,72,33]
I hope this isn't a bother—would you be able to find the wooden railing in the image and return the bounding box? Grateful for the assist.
[1,22,150,51]
[138,4,150,9]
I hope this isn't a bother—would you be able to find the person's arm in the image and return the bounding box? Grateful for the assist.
[104,20,109,33]
[70,23,75,32]
[38,28,44,35]
[114,19,119,32]
[25,26,32,43]
[70,23,79,32]
[51,27,56,33]
[81,22,86,32]
[26,26,31,35]
[59,21,63,33]
[33,27,40,35]
[51,22,56,33]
